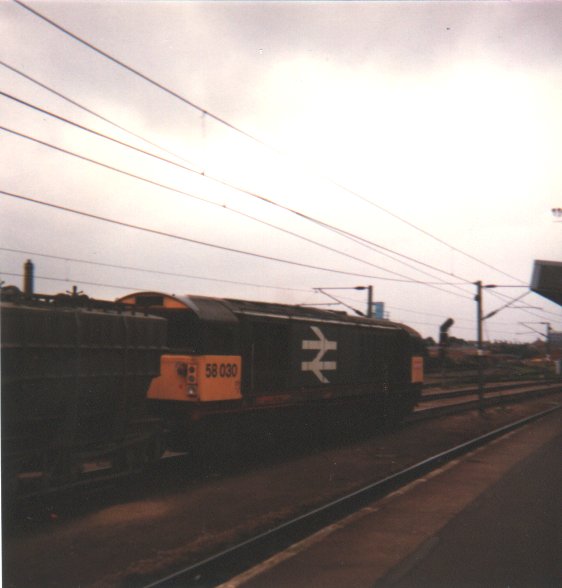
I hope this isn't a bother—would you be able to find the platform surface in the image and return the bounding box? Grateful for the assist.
[224,408,562,587]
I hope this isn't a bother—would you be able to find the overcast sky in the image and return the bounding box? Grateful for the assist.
[1,0,561,343]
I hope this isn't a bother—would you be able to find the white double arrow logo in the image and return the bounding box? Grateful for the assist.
[301,326,337,383]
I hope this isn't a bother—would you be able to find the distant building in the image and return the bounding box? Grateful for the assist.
[372,301,387,320]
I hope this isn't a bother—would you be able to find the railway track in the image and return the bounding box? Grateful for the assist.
[421,378,552,399]
[5,384,561,588]
[412,379,562,420]
[11,379,560,502]
[143,401,562,588]
[151,379,561,467]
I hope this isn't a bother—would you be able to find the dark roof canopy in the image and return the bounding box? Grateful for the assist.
[530,260,562,306]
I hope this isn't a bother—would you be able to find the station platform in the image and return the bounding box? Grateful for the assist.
[223,408,562,587]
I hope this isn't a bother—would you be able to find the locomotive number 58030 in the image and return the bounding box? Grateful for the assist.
[205,363,238,378]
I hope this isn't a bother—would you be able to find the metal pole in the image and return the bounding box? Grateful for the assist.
[24,259,34,297]
[367,285,373,318]
[475,281,485,411]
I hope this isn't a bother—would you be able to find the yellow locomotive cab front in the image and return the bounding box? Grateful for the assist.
[148,355,242,402]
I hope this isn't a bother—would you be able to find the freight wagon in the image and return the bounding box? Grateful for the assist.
[1,286,167,501]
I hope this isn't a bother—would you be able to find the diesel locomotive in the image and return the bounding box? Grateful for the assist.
[118,291,424,450]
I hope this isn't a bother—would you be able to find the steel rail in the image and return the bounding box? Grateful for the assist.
[142,402,561,588]
[411,382,562,421]
[420,379,554,401]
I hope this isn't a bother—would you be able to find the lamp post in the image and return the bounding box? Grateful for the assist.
[475,281,485,411]
[475,283,531,411]
[315,286,373,317]
[346,285,373,318]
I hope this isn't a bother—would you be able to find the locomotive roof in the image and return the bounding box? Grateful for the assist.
[118,291,420,336]
[223,296,421,337]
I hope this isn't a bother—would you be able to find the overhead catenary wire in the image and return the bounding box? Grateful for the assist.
[0,271,308,297]
[335,285,560,329]
[333,293,560,328]
[0,189,474,289]
[13,0,530,287]
[0,67,477,295]
[2,114,554,323]
[5,3,556,330]
[4,90,540,314]
[485,287,561,321]
[482,291,530,320]
[0,125,473,299]
[7,247,548,330]
[0,271,156,294]
[1,63,533,308]
[1,111,552,326]
[0,246,311,293]
[0,60,202,172]
[0,89,476,296]
[0,271,528,339]
[12,0,271,149]
[312,222,475,294]
[0,90,204,175]
[374,303,524,326]
[3,5,556,350]
[474,279,562,321]
[2,255,555,339]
